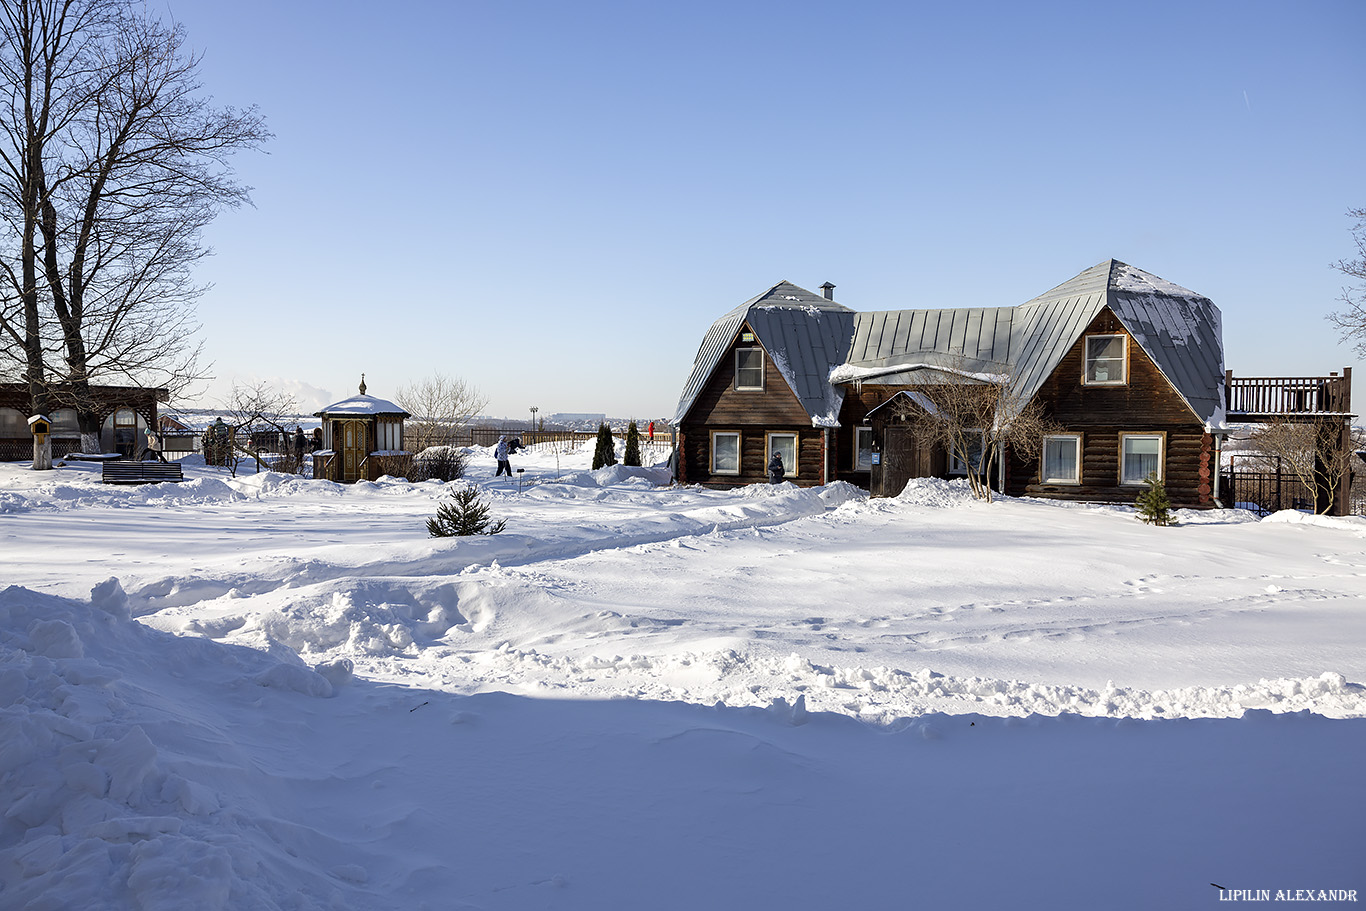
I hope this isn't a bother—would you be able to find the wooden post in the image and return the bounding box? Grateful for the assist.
[821,429,829,486]
[32,435,51,471]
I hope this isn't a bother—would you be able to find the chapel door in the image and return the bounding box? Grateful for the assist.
[340,420,367,482]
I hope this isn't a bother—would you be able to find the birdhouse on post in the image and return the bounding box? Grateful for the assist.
[28,414,53,471]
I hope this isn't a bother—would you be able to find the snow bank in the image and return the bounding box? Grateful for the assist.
[0,582,351,910]
[893,476,980,507]
[547,463,672,488]
[3,585,1362,909]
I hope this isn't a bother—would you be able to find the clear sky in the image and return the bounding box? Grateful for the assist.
[163,0,1366,421]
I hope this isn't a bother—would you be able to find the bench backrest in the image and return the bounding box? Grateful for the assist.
[101,461,185,483]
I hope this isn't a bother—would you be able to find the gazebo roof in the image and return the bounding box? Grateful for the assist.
[314,394,409,418]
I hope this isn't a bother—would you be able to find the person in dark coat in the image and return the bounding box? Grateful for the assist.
[293,426,306,459]
[767,452,785,484]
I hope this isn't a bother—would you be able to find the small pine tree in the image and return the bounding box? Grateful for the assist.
[427,486,507,537]
[623,421,641,467]
[592,423,617,470]
[1135,472,1172,526]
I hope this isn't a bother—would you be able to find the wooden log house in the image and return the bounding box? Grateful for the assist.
[674,260,1352,512]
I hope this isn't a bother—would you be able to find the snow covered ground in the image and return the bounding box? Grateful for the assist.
[2,441,1363,909]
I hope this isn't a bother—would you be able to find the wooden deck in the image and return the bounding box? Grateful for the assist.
[1225,369,1352,420]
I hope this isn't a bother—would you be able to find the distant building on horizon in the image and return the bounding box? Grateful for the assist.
[549,413,606,425]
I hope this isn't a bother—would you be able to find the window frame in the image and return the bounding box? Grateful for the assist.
[1119,432,1165,486]
[710,431,741,476]
[734,347,764,391]
[766,432,798,478]
[1041,433,1082,485]
[854,426,874,471]
[1083,333,1128,386]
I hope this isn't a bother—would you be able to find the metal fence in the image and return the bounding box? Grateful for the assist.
[1222,469,1316,517]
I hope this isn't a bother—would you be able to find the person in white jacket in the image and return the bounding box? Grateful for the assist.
[495,436,512,477]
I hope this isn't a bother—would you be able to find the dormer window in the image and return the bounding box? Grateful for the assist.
[1084,334,1127,385]
[735,348,764,390]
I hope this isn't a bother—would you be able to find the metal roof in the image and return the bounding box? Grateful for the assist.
[840,260,1225,425]
[673,281,856,426]
[675,261,1226,429]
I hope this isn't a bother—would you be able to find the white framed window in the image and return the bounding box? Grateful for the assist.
[948,430,985,476]
[735,348,764,390]
[711,431,740,475]
[854,426,873,471]
[1120,433,1164,485]
[1084,334,1127,385]
[1041,434,1081,484]
[767,432,797,478]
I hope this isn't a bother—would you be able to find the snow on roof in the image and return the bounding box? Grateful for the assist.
[829,362,1009,386]
[314,394,409,417]
[1110,261,1200,297]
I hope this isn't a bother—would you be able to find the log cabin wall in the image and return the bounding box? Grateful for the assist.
[1004,308,1213,507]
[679,327,827,488]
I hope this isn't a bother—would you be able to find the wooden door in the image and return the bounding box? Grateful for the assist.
[875,426,921,497]
[340,420,367,482]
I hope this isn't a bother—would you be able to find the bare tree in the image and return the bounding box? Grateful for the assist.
[891,364,1060,502]
[0,0,268,444]
[216,380,300,477]
[393,372,487,452]
[1327,206,1366,353]
[1246,417,1354,515]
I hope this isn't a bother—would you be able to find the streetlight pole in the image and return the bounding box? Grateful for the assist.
[529,406,538,436]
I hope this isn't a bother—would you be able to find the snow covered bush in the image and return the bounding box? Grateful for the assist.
[1135,472,1172,526]
[427,486,506,536]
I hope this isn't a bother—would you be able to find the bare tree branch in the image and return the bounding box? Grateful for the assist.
[1246,417,1354,515]
[888,360,1061,502]
[0,0,268,430]
[393,373,488,453]
[1327,206,1366,354]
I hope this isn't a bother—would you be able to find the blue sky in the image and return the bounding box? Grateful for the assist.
[166,0,1366,420]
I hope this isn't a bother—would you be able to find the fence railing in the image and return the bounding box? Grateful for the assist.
[1226,370,1352,416]
[1224,468,1316,516]
[441,428,675,449]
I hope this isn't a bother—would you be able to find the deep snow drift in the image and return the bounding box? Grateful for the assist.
[1,443,1363,908]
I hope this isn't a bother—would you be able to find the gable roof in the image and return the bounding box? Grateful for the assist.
[830,260,1225,425]
[673,281,857,426]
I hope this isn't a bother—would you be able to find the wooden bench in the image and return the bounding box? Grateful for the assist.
[101,460,185,485]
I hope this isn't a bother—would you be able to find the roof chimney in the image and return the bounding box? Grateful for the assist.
[820,282,835,301]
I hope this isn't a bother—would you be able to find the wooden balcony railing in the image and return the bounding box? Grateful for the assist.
[1226,368,1352,417]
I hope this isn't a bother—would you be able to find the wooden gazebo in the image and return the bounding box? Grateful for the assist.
[311,376,410,483]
